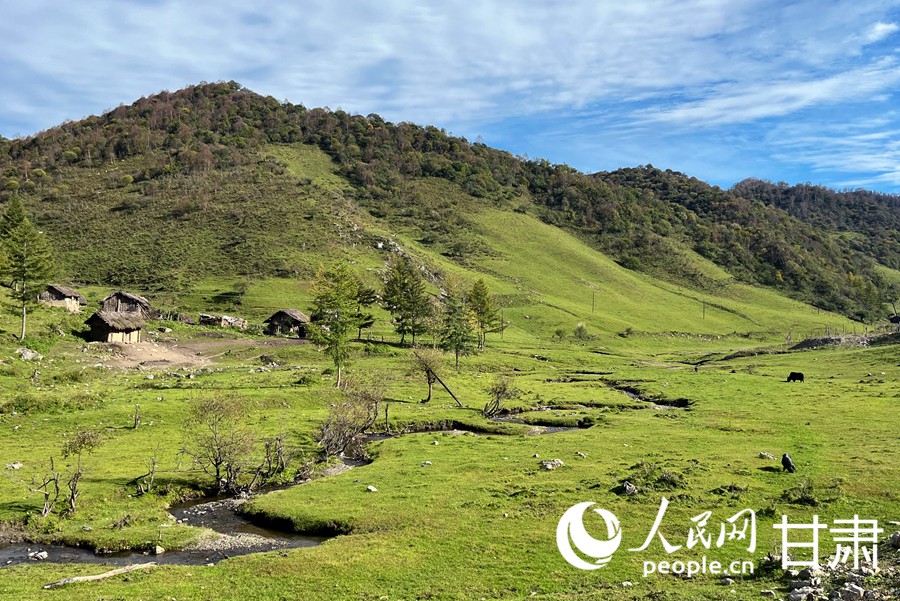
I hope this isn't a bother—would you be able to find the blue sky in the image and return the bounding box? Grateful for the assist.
[3,1,900,191]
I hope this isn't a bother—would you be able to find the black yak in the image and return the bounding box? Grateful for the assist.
[786,372,805,382]
[782,453,796,473]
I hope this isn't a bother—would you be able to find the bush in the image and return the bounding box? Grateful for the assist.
[573,322,590,340]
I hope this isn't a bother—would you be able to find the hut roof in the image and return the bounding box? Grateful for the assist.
[102,291,151,307]
[85,311,146,331]
[46,284,87,304]
[264,308,311,324]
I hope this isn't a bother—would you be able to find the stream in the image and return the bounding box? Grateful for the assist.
[0,496,326,568]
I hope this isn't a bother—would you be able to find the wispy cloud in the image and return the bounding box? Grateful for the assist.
[2,1,900,190]
[865,21,899,43]
[633,59,900,127]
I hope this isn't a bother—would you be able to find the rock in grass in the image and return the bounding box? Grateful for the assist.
[721,577,734,585]
[366,485,378,492]
[154,545,165,555]
[540,459,564,470]
[6,462,22,470]
[16,348,43,362]
[758,452,776,460]
[838,583,866,601]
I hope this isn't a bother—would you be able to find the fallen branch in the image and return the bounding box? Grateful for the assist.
[430,369,463,407]
[42,562,157,589]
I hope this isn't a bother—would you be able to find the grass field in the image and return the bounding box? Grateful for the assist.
[0,145,896,600]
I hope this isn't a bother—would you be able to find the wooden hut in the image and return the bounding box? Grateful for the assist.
[264,309,311,337]
[85,311,146,343]
[38,285,87,313]
[100,291,156,319]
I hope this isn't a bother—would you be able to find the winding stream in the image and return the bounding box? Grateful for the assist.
[0,496,325,568]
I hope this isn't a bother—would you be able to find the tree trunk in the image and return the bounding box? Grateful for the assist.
[336,365,343,388]
[19,275,26,340]
[423,375,435,403]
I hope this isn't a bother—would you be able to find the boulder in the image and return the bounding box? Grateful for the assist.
[839,583,866,601]
[539,459,564,470]
[16,348,43,362]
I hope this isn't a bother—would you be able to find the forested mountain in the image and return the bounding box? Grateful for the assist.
[731,178,900,270]
[0,81,896,320]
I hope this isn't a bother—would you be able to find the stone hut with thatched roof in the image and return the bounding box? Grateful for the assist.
[38,285,88,313]
[85,311,146,343]
[264,309,311,337]
[100,291,156,320]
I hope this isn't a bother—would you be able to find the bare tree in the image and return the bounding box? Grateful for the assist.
[61,429,103,515]
[180,396,256,493]
[411,348,444,403]
[29,457,62,518]
[482,375,518,418]
[317,376,384,459]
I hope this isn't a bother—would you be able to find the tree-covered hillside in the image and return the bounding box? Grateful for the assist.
[732,178,900,270]
[0,81,896,320]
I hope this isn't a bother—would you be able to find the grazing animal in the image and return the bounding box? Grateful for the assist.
[782,453,796,473]
[786,372,805,383]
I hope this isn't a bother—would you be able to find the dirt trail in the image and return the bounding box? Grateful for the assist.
[90,337,306,370]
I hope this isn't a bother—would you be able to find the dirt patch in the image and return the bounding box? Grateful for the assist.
[86,337,307,370]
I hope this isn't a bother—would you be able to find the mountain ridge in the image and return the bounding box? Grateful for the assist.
[0,81,896,321]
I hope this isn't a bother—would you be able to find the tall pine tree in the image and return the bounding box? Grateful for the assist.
[439,282,475,372]
[308,263,362,387]
[468,278,500,351]
[1,197,54,340]
[382,257,430,345]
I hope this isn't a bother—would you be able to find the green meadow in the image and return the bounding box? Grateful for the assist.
[0,144,896,600]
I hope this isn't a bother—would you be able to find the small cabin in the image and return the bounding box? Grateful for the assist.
[100,291,156,319]
[198,313,248,329]
[39,285,87,313]
[264,309,311,337]
[85,311,146,343]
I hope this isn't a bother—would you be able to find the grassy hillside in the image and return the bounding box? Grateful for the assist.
[0,83,897,600]
[0,82,896,320]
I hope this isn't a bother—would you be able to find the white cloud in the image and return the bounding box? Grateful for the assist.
[865,21,899,43]
[633,58,900,127]
[3,0,900,188]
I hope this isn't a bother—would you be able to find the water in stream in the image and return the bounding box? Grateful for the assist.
[0,496,325,568]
